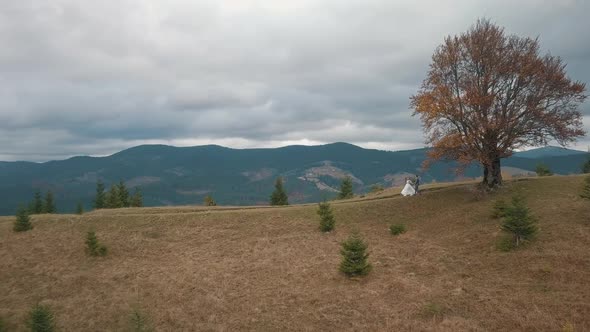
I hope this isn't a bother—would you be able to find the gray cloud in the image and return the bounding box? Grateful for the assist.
[1,0,589,161]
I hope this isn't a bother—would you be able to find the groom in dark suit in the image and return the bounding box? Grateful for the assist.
[414,175,421,194]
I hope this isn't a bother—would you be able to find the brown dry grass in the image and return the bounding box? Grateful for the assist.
[1,176,589,331]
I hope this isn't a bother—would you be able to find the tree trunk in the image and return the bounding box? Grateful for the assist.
[482,157,502,187]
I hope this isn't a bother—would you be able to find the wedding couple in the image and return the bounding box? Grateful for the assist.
[401,175,421,197]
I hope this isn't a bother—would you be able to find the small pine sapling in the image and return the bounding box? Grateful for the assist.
[501,195,538,247]
[76,202,84,215]
[270,177,289,206]
[338,176,354,199]
[535,163,553,177]
[130,188,143,207]
[317,201,335,232]
[118,181,130,207]
[32,190,44,214]
[85,231,108,257]
[94,181,106,209]
[0,316,6,332]
[129,306,154,332]
[204,195,217,206]
[106,185,122,208]
[389,224,406,235]
[43,191,56,214]
[491,199,508,219]
[340,233,372,277]
[27,304,55,332]
[13,206,33,232]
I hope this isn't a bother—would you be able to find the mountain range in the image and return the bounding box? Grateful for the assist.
[0,143,588,215]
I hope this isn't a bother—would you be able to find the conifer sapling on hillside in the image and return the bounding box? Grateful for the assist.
[27,304,55,332]
[43,190,56,214]
[535,164,553,177]
[270,177,289,206]
[76,202,84,215]
[338,176,354,199]
[340,233,372,276]
[582,158,590,174]
[32,190,44,214]
[130,188,143,207]
[580,175,590,200]
[204,195,217,206]
[491,199,508,219]
[27,200,36,215]
[390,224,406,235]
[129,306,154,332]
[501,195,538,247]
[317,201,335,232]
[94,181,106,209]
[118,181,130,207]
[106,185,122,208]
[86,231,108,256]
[13,205,33,232]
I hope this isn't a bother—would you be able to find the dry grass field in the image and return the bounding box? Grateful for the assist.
[1,176,590,331]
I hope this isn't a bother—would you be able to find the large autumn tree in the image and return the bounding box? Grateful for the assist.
[411,19,587,187]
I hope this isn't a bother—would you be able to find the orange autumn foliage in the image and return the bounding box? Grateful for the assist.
[411,19,587,187]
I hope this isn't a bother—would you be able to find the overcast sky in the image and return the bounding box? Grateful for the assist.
[1,0,589,161]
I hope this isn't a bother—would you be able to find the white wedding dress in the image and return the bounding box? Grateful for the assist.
[401,179,416,196]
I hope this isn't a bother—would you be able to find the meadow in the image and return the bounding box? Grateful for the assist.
[1,176,589,331]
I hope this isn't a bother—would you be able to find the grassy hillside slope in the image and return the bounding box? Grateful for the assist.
[1,176,589,331]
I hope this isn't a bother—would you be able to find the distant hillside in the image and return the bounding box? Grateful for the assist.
[0,143,588,215]
[514,146,587,159]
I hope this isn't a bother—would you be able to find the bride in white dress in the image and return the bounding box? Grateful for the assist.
[401,179,416,196]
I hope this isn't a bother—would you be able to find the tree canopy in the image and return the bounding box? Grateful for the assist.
[411,19,587,187]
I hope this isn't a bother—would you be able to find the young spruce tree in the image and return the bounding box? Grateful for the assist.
[106,185,122,208]
[491,199,508,219]
[501,195,538,247]
[317,201,335,232]
[27,304,55,332]
[535,163,553,176]
[204,195,217,206]
[129,306,154,332]
[270,177,289,206]
[94,181,106,209]
[130,188,143,207]
[582,158,590,174]
[118,181,130,207]
[580,175,590,200]
[32,190,44,214]
[340,233,372,277]
[86,231,107,256]
[76,202,84,215]
[43,191,56,214]
[338,176,354,199]
[14,205,33,232]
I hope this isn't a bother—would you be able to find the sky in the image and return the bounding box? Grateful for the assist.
[1,0,589,161]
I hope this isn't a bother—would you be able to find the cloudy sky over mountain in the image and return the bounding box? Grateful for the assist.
[1,0,589,161]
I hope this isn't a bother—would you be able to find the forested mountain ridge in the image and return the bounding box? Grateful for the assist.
[0,143,587,214]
